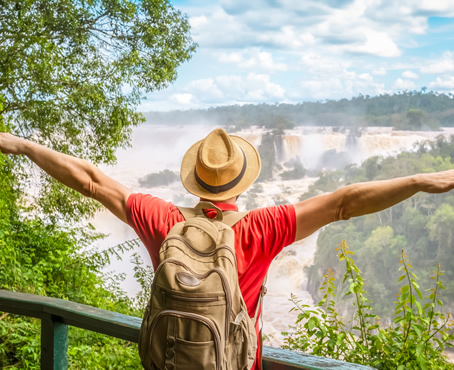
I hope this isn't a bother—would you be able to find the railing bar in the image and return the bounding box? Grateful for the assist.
[0,290,373,369]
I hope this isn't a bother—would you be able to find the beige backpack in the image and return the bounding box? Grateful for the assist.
[138,202,262,370]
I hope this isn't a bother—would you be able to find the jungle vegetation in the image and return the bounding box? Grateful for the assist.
[303,135,454,321]
[144,90,454,131]
[0,0,194,367]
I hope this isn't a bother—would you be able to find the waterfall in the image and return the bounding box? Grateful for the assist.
[92,124,454,347]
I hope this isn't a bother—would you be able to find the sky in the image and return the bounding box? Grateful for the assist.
[137,0,454,112]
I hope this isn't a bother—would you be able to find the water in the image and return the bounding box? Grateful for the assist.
[91,124,454,346]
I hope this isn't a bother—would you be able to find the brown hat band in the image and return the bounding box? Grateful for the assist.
[194,149,247,194]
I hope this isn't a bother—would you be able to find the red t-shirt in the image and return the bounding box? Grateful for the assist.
[126,193,296,368]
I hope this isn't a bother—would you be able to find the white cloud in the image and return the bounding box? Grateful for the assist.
[414,0,454,17]
[345,30,401,57]
[394,78,416,90]
[256,26,316,49]
[172,93,193,105]
[244,73,285,100]
[189,15,209,28]
[420,52,454,74]
[402,70,419,79]
[358,73,373,81]
[428,76,454,90]
[300,69,386,100]
[182,73,286,105]
[137,0,454,110]
[186,79,224,99]
[218,51,243,63]
[217,48,288,72]
[372,67,387,76]
[300,52,351,73]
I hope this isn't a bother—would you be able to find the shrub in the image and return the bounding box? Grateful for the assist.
[282,241,454,369]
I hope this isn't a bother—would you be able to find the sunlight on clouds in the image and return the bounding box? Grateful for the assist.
[428,76,454,90]
[300,69,386,100]
[189,15,209,28]
[138,0,454,109]
[218,48,288,72]
[373,67,387,76]
[420,52,454,74]
[358,73,373,81]
[245,73,285,100]
[186,79,224,99]
[402,70,419,79]
[347,30,401,57]
[257,26,315,49]
[300,52,350,73]
[182,73,285,105]
[416,0,454,17]
[172,93,194,105]
[394,78,417,90]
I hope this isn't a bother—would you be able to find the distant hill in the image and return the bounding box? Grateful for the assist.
[142,91,454,131]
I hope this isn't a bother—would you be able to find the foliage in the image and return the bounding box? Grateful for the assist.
[0,112,154,369]
[392,109,440,131]
[0,195,152,368]
[143,90,454,130]
[0,0,196,220]
[282,241,454,369]
[257,132,277,182]
[138,169,179,187]
[1,1,192,366]
[305,135,454,319]
[281,157,306,180]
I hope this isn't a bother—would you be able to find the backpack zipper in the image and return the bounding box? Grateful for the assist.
[152,259,232,339]
[160,288,219,303]
[149,310,222,370]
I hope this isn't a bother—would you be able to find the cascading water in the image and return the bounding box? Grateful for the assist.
[91,124,454,347]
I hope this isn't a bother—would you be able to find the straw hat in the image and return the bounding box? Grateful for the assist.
[180,128,261,201]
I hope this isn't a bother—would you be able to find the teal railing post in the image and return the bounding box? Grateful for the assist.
[41,314,68,369]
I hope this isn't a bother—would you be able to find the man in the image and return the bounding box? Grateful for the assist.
[1,128,454,369]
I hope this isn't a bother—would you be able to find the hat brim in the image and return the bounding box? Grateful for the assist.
[180,135,261,201]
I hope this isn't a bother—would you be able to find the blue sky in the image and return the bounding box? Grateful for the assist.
[138,0,454,112]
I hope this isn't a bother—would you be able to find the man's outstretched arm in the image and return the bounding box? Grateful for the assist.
[0,133,131,223]
[294,171,454,241]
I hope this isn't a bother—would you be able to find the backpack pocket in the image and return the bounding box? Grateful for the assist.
[229,308,258,370]
[143,310,222,370]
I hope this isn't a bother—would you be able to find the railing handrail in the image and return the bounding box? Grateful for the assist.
[0,288,141,342]
[0,289,372,369]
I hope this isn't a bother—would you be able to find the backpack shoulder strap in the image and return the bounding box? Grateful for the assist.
[221,210,249,227]
[176,206,197,221]
[177,203,249,227]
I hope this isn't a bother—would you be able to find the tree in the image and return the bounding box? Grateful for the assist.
[0,0,196,220]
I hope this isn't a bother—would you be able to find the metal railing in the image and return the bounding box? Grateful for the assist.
[0,289,372,369]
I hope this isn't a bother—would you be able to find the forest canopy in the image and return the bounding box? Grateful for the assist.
[144,90,454,131]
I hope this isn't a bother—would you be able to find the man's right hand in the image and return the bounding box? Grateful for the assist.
[0,132,26,155]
